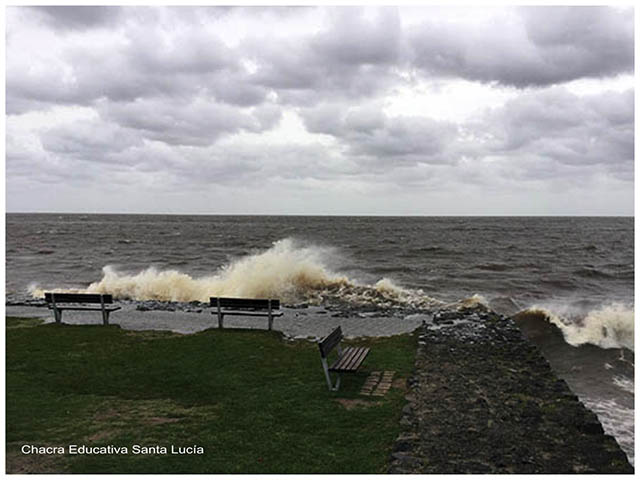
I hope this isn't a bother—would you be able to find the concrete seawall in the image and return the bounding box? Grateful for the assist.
[388,307,633,474]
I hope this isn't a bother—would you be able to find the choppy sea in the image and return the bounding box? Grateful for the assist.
[5,214,634,463]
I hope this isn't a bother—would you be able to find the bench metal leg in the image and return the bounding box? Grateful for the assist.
[100,296,109,325]
[54,308,62,324]
[321,358,341,391]
[215,300,224,328]
[268,313,273,331]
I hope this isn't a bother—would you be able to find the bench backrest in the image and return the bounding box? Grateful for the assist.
[318,326,343,358]
[45,293,114,304]
[210,297,280,310]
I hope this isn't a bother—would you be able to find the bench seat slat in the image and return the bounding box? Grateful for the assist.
[345,347,370,371]
[47,306,121,312]
[330,346,370,372]
[45,293,115,304]
[331,347,357,370]
[210,297,280,310]
[348,347,369,370]
[217,310,283,317]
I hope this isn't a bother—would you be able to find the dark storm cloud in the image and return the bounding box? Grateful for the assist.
[187,143,344,185]
[477,88,634,167]
[302,103,459,166]
[311,7,402,66]
[441,88,635,186]
[299,87,633,182]
[97,98,282,147]
[7,7,269,113]
[409,6,633,87]
[8,5,633,113]
[7,26,255,111]
[348,117,457,161]
[40,120,143,161]
[31,6,122,30]
[26,87,632,190]
[313,87,631,184]
[206,72,268,107]
[5,6,635,215]
[247,8,404,104]
[126,26,235,75]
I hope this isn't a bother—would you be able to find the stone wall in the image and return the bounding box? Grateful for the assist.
[388,307,633,474]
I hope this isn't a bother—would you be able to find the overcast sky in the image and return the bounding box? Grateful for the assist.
[5,6,635,215]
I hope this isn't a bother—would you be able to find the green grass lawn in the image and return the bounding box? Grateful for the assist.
[6,316,417,474]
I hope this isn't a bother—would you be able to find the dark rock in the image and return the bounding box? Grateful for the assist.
[387,307,633,474]
[391,452,423,469]
[393,434,419,452]
[399,416,413,427]
[289,303,309,309]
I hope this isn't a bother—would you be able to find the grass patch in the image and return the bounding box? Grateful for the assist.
[6,317,417,474]
[6,316,45,329]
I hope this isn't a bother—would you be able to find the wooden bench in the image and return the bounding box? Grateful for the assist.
[44,292,121,325]
[210,297,283,330]
[318,326,370,391]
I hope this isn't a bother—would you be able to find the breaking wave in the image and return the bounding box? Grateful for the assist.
[613,375,635,395]
[518,303,634,351]
[449,294,491,310]
[29,238,440,309]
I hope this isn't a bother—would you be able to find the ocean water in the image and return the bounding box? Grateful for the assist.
[5,213,634,463]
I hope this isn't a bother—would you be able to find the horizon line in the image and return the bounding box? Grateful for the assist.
[5,211,634,218]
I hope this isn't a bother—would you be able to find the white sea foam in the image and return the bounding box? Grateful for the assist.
[30,238,440,307]
[87,238,349,302]
[524,303,634,351]
[456,294,490,309]
[612,375,635,395]
[29,284,85,297]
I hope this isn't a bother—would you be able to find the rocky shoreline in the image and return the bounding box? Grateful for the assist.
[388,307,633,474]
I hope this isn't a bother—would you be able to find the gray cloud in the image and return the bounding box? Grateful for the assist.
[301,103,459,167]
[19,87,633,198]
[30,6,122,30]
[298,87,633,184]
[126,26,235,76]
[246,8,404,104]
[40,120,143,162]
[6,6,634,215]
[98,97,282,147]
[347,117,457,161]
[6,9,260,111]
[8,6,633,113]
[476,88,634,170]
[311,7,402,66]
[409,6,633,87]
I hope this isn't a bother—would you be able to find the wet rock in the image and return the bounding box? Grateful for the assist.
[387,307,633,474]
[289,303,309,309]
[390,452,423,470]
[393,433,420,453]
[132,300,208,312]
